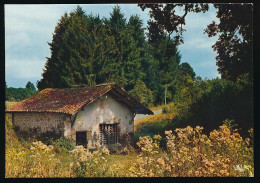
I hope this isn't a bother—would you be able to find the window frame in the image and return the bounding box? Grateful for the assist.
[99,123,119,145]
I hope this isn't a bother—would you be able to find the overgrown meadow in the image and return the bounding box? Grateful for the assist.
[5,102,253,177]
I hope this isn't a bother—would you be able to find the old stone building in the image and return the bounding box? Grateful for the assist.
[6,83,153,150]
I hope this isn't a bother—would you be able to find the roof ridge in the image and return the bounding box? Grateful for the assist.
[6,83,153,115]
[41,83,116,90]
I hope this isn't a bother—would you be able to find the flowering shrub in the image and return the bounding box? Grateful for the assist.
[51,137,75,153]
[6,140,72,177]
[128,125,253,177]
[127,135,162,177]
[69,145,120,177]
[6,125,253,177]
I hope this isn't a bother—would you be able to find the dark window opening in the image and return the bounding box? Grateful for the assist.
[99,124,119,145]
[76,131,87,147]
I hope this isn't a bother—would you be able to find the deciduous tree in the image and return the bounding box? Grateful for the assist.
[138,3,209,44]
[204,4,253,82]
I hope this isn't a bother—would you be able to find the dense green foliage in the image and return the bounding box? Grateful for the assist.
[37,6,195,107]
[37,6,144,90]
[6,82,37,102]
[135,78,253,141]
[129,80,154,107]
[173,78,253,136]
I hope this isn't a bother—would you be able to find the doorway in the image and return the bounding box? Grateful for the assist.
[76,131,87,147]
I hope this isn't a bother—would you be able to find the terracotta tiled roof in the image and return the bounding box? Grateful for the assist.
[6,84,153,115]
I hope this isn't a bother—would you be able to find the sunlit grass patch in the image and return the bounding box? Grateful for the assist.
[134,112,175,131]
[5,101,17,109]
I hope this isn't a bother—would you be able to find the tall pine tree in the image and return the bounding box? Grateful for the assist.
[38,7,113,90]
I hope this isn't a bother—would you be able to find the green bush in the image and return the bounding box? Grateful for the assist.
[135,119,173,149]
[50,137,75,153]
[223,119,239,132]
[162,106,169,113]
[173,78,253,136]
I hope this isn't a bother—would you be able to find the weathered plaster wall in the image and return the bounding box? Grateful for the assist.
[13,112,70,133]
[68,94,135,147]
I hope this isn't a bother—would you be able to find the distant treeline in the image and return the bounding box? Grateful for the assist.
[5,81,37,102]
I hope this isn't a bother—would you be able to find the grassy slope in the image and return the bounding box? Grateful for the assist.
[134,103,176,146]
[134,112,175,131]
[134,102,175,131]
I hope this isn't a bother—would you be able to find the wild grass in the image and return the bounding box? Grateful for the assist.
[134,102,176,147]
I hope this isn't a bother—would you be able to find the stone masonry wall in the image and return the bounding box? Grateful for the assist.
[13,112,71,134]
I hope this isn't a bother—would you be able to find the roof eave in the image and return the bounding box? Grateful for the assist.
[110,85,154,115]
[5,110,73,115]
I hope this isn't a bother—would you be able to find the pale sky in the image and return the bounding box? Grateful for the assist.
[5,4,220,88]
